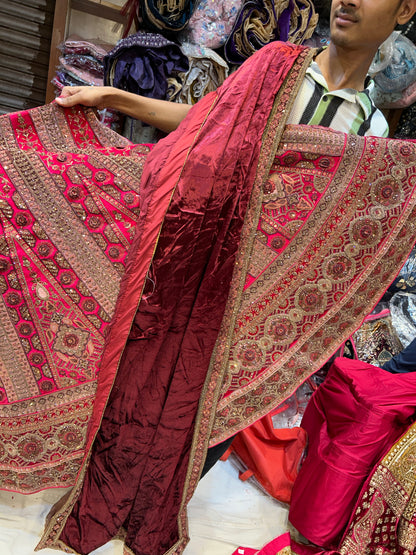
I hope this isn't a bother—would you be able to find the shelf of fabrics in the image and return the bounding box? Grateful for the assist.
[46,0,126,103]
[100,0,319,143]
[46,0,321,143]
[0,0,55,114]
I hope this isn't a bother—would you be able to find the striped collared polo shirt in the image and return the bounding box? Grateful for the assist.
[287,59,389,137]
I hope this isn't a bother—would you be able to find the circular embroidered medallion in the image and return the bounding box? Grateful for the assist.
[371,176,403,208]
[323,253,356,283]
[17,435,44,461]
[349,217,382,248]
[265,314,297,346]
[235,340,265,370]
[295,284,327,314]
[57,425,84,450]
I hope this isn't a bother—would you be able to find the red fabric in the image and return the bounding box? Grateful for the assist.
[289,358,416,549]
[230,415,307,503]
[55,41,306,555]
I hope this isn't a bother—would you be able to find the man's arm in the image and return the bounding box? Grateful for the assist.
[55,86,192,133]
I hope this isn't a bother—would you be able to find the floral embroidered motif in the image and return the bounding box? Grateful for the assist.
[0,103,150,492]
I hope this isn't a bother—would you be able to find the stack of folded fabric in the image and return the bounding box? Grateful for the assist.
[180,0,244,50]
[103,29,190,142]
[115,0,320,94]
[52,35,113,92]
[177,42,229,105]
[53,1,326,130]
[104,30,189,100]
[224,0,318,65]
[53,36,120,128]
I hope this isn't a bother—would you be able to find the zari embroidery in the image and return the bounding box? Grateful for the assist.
[0,103,149,492]
[341,423,416,554]
[210,127,416,443]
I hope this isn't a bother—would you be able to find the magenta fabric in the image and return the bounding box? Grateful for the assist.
[289,357,416,549]
[233,532,292,554]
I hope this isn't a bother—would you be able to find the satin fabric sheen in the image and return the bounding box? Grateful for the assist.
[228,415,307,503]
[290,358,416,548]
[43,42,307,555]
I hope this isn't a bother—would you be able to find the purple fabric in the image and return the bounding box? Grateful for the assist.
[104,31,189,99]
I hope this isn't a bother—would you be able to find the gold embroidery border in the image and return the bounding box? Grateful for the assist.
[166,49,315,555]
[340,423,416,553]
[211,135,416,442]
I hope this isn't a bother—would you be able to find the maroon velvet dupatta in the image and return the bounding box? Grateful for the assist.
[38,41,313,554]
[37,41,416,555]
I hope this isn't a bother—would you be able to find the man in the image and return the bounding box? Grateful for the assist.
[39,2,416,555]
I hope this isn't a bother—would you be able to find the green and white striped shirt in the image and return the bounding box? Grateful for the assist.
[287,60,389,138]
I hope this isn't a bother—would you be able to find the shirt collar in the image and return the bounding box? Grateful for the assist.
[307,60,375,119]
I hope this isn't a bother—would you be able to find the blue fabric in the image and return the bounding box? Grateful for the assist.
[382,337,416,373]
[142,0,197,31]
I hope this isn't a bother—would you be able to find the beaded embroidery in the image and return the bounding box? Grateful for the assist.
[0,103,150,492]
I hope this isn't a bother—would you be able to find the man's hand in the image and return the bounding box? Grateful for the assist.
[55,86,113,110]
[54,86,192,133]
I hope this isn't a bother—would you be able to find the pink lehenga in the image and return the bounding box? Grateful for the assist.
[0,103,151,492]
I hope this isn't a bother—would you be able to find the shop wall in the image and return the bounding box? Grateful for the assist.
[0,0,55,114]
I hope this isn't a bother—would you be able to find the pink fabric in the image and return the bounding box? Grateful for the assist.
[259,533,292,554]
[289,358,416,549]
[232,548,258,555]
[234,533,342,555]
[233,533,292,554]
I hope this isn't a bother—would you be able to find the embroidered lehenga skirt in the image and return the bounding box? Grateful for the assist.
[0,104,150,492]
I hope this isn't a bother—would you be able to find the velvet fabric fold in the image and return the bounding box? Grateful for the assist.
[38,40,416,555]
[104,31,189,100]
[39,41,309,555]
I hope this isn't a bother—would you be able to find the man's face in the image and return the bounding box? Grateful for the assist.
[329,0,405,53]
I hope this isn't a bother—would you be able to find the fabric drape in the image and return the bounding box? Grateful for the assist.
[36,41,416,555]
[0,38,414,555]
[39,41,312,555]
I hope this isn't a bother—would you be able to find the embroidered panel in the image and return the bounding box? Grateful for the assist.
[211,126,416,441]
[340,424,416,554]
[0,103,150,492]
